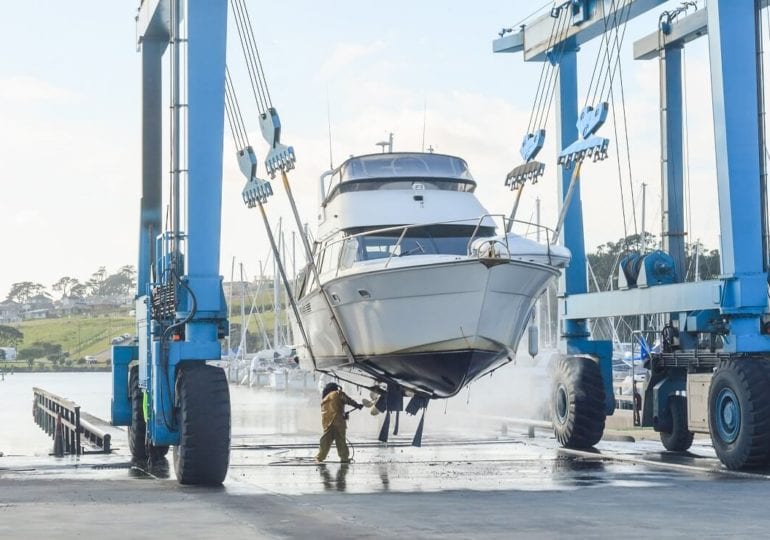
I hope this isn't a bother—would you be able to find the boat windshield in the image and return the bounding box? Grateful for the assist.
[338,225,496,268]
[340,154,473,182]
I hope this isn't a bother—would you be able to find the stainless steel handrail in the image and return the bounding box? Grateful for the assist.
[319,215,559,278]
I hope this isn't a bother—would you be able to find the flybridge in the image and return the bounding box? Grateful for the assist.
[322,152,478,205]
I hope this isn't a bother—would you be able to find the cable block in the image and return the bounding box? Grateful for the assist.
[505,161,546,188]
[237,146,259,180]
[577,103,609,139]
[557,136,610,170]
[265,144,296,178]
[241,177,274,207]
[519,129,546,162]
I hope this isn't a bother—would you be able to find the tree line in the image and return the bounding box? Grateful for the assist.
[586,233,720,292]
[5,265,137,304]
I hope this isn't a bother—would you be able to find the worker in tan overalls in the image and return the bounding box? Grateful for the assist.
[316,382,362,463]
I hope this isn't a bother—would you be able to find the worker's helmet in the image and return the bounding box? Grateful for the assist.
[322,382,340,398]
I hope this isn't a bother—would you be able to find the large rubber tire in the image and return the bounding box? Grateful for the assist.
[128,368,147,459]
[173,363,231,485]
[147,441,170,460]
[708,359,770,470]
[551,355,606,448]
[660,395,694,452]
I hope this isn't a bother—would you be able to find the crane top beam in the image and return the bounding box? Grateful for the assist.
[137,0,171,45]
[634,2,770,60]
[493,0,666,61]
[634,8,706,59]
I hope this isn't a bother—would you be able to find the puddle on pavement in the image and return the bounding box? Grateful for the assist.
[3,372,768,493]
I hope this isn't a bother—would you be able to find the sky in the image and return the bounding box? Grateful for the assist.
[0,0,725,298]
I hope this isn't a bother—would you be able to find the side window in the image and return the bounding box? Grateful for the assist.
[319,239,342,275]
[339,237,359,270]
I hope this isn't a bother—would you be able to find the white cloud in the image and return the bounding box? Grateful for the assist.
[0,75,77,104]
[317,40,387,80]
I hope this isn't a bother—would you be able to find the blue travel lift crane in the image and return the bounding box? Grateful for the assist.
[495,0,770,470]
[110,0,232,485]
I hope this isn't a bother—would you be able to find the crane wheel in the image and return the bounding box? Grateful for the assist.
[708,359,770,470]
[173,363,231,485]
[550,355,606,449]
[660,395,694,452]
[128,367,147,459]
[147,442,169,459]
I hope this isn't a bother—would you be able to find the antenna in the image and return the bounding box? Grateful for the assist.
[421,97,427,152]
[376,132,394,153]
[326,88,334,169]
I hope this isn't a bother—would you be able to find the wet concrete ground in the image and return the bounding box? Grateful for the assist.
[2,372,770,538]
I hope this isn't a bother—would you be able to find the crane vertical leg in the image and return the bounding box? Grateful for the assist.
[550,46,613,448]
[708,0,769,351]
[138,39,164,299]
[170,0,231,485]
[556,47,613,406]
[185,0,228,333]
[660,43,686,282]
[556,47,587,310]
[136,39,165,402]
[111,37,166,446]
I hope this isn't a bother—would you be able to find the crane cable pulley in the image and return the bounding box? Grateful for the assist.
[558,0,635,168]
[505,2,572,230]
[506,3,571,186]
[230,0,295,178]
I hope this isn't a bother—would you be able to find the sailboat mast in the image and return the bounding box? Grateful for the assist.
[240,262,246,361]
[273,218,282,347]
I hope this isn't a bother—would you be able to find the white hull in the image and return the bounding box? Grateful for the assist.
[294,257,558,397]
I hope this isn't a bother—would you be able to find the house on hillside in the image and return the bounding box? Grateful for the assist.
[84,294,131,315]
[20,294,55,320]
[24,308,51,320]
[0,300,22,323]
[55,297,89,317]
[24,294,55,312]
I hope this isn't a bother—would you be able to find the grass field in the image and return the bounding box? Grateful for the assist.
[12,316,135,361]
[5,305,287,367]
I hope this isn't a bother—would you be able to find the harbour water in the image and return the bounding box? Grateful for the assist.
[0,372,112,456]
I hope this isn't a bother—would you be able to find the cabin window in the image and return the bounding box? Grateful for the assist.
[319,239,343,275]
[339,237,358,270]
[338,179,475,195]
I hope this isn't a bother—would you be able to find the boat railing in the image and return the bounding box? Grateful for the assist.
[320,218,487,276]
[506,217,556,245]
[468,215,558,265]
[323,215,558,277]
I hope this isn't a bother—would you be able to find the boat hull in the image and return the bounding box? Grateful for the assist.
[294,258,559,398]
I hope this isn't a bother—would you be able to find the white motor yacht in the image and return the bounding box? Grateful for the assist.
[293,152,569,399]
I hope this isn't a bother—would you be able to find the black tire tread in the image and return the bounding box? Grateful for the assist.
[660,395,694,452]
[552,356,606,449]
[709,359,770,470]
[173,363,231,485]
[128,367,147,459]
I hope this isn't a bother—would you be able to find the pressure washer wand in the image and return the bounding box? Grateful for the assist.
[343,404,364,421]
